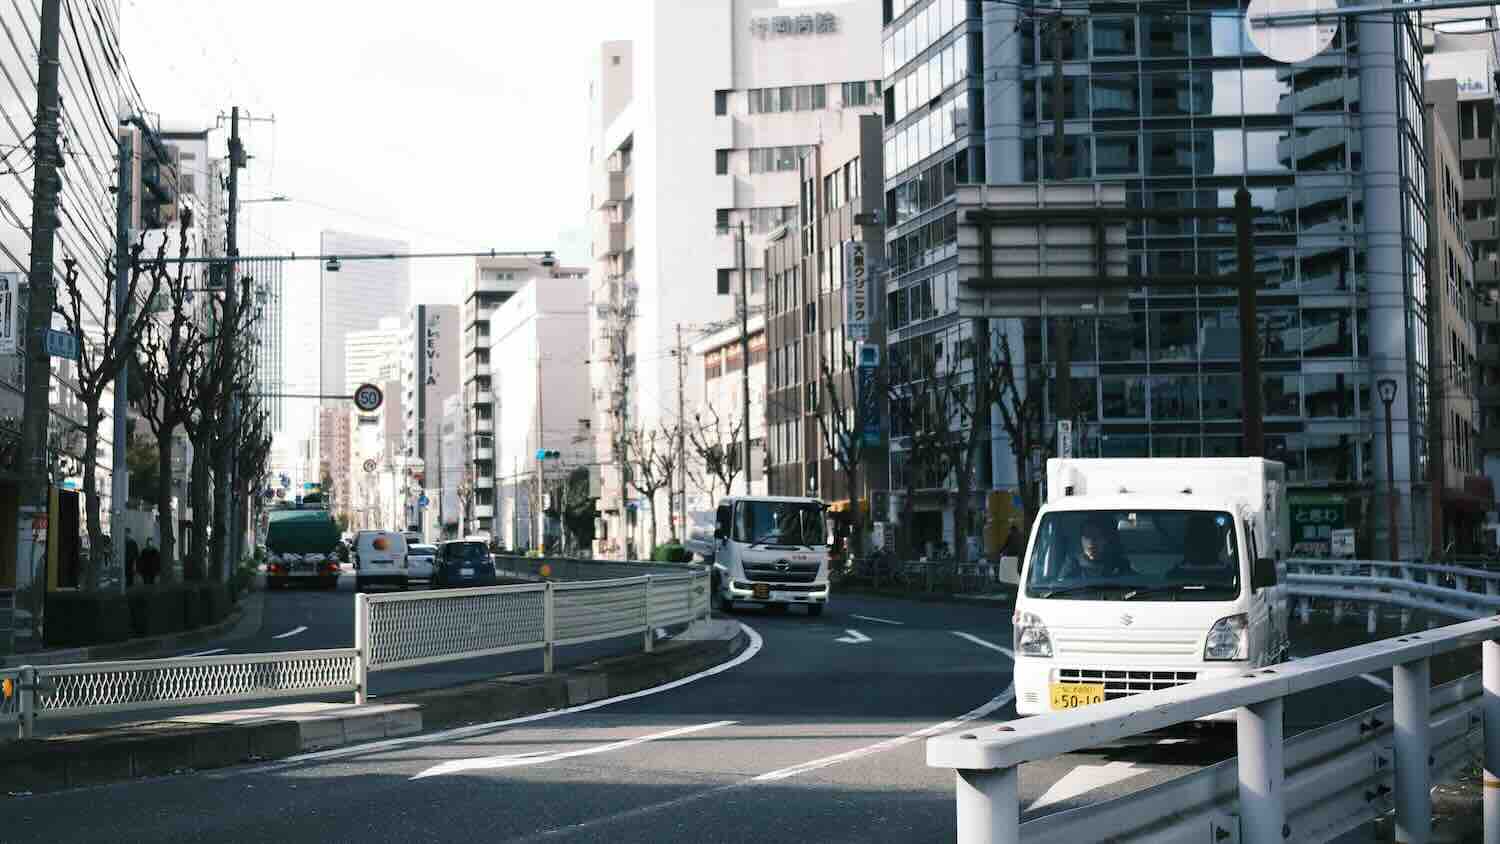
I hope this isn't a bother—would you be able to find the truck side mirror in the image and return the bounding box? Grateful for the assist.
[1252,557,1277,590]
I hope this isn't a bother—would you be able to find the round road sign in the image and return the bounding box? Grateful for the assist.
[363,459,378,473]
[353,382,384,412]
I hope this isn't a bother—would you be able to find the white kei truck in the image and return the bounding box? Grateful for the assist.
[684,496,832,616]
[1013,458,1290,719]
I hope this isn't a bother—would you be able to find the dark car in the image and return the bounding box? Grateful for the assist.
[432,540,498,588]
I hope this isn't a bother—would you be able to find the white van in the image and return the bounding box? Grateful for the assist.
[1013,458,1289,720]
[353,530,409,592]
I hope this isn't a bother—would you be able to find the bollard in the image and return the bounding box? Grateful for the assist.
[1299,598,1311,626]
[1393,656,1432,843]
[1484,640,1500,844]
[1401,609,1412,631]
[18,665,35,740]
[1368,605,1378,635]
[954,766,1019,844]
[643,575,655,654]
[1237,697,1287,844]
[1334,600,1345,624]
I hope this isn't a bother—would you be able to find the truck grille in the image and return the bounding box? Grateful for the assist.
[1057,668,1199,700]
[743,561,819,583]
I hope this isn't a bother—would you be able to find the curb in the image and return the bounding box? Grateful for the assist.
[0,619,748,794]
[1,591,258,668]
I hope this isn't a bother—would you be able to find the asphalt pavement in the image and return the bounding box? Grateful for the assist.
[2,593,1413,843]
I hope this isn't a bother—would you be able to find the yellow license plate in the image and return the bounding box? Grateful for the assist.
[1049,683,1106,710]
[753,584,770,599]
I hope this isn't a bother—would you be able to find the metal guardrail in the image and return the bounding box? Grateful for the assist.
[353,570,711,703]
[2,570,712,737]
[924,614,1500,844]
[1286,558,1500,623]
[491,554,701,583]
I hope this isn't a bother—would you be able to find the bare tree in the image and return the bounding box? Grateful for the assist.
[984,327,1045,539]
[235,399,273,561]
[685,403,744,502]
[626,425,676,552]
[54,238,166,587]
[812,349,875,562]
[134,220,203,580]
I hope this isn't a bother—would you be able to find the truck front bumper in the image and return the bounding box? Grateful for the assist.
[726,580,828,605]
[1013,657,1246,721]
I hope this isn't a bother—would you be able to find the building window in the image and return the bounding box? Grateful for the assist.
[843,80,871,106]
[715,90,728,116]
[716,208,730,231]
[717,268,731,295]
[716,149,729,175]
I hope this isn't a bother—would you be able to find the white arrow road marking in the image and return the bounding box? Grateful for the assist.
[835,629,871,644]
[952,630,1016,659]
[1029,761,1147,811]
[272,626,308,640]
[183,648,227,657]
[411,720,737,780]
[754,684,1016,782]
[850,614,904,626]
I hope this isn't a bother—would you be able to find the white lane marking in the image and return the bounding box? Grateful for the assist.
[835,629,871,644]
[850,614,904,626]
[952,630,1016,659]
[1360,673,1393,692]
[753,683,1016,782]
[257,623,765,769]
[272,625,308,640]
[1029,761,1147,811]
[411,720,737,780]
[183,648,227,657]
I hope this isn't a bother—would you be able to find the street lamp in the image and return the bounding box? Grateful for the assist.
[1377,377,1399,561]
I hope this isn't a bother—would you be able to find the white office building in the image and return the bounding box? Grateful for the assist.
[586,0,882,557]
[489,277,594,551]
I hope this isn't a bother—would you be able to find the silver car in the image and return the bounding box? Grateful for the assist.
[406,544,437,580]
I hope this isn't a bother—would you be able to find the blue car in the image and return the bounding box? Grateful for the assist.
[432,540,498,588]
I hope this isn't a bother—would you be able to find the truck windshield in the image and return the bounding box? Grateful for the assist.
[1024,509,1241,600]
[734,501,827,546]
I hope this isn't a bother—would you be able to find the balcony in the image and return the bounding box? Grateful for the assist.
[475,363,491,377]
[595,218,626,256]
[595,169,626,208]
[474,418,494,433]
[472,391,495,406]
[474,505,494,519]
[475,447,494,460]
[476,476,495,489]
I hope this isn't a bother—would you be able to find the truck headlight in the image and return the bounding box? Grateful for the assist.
[1014,612,1053,658]
[1204,614,1249,661]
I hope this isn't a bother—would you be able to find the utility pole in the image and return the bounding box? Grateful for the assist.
[513,455,521,550]
[14,0,63,646]
[535,350,544,552]
[675,322,687,540]
[218,107,243,581]
[108,126,133,593]
[738,220,752,495]
[1048,8,1075,456]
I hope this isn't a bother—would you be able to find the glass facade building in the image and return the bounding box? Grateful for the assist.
[882,0,1434,557]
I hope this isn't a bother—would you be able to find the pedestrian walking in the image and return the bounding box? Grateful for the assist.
[125,530,139,588]
[139,538,161,586]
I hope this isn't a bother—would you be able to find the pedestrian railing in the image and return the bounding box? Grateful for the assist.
[491,554,700,583]
[4,570,712,737]
[352,570,711,703]
[928,616,1499,843]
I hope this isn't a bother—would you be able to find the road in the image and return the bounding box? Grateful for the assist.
[5,593,1402,843]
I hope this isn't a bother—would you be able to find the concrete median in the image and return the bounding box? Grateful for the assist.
[0,618,747,794]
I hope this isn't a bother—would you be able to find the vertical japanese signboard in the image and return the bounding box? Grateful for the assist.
[0,271,19,354]
[856,343,880,448]
[844,241,869,343]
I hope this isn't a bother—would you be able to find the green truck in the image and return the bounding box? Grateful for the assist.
[265,506,343,590]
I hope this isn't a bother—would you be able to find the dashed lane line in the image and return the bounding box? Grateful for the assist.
[411,721,738,780]
[850,614,904,626]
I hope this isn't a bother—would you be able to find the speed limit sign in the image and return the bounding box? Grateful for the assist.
[353,382,383,412]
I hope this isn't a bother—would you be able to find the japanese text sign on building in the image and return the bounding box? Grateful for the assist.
[749,12,837,38]
[0,272,18,355]
[844,241,870,343]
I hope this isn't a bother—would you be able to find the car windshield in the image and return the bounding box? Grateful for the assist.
[733,500,827,546]
[1024,509,1242,601]
[446,543,488,561]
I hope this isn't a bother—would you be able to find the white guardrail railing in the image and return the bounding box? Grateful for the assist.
[5,568,710,738]
[928,558,1500,843]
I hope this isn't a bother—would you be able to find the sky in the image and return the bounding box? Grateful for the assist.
[118,0,640,450]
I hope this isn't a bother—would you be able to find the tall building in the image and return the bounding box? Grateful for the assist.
[429,393,466,541]
[344,320,403,529]
[318,231,411,399]
[878,2,1434,558]
[461,256,585,536]
[586,1,883,556]
[489,278,593,551]
[400,304,459,531]
[765,113,888,536]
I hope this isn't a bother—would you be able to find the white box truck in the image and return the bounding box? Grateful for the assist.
[1012,458,1290,719]
[685,496,831,616]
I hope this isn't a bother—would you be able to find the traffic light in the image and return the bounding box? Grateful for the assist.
[138,133,178,230]
[535,449,561,460]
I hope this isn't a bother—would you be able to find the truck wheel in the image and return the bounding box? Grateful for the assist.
[808,604,824,617]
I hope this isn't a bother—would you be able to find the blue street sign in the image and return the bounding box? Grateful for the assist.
[43,329,78,360]
[418,495,430,508]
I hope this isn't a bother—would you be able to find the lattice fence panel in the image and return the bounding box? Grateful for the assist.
[555,579,647,643]
[367,587,546,671]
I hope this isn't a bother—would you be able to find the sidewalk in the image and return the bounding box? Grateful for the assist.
[0,591,262,669]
